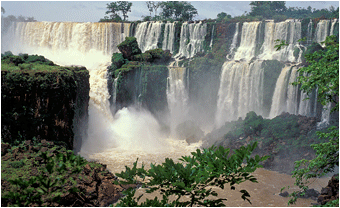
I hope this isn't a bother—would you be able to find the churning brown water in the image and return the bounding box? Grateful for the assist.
[86,141,330,207]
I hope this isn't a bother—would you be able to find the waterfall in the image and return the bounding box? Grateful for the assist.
[2,22,129,55]
[269,65,293,118]
[234,21,261,60]
[209,24,215,49]
[111,72,121,114]
[135,21,163,52]
[176,21,207,58]
[259,20,302,62]
[315,20,330,46]
[307,19,313,45]
[215,60,264,128]
[317,102,332,129]
[166,66,189,135]
[227,22,239,60]
[214,19,327,126]
[286,67,300,115]
[330,18,338,36]
[162,22,176,54]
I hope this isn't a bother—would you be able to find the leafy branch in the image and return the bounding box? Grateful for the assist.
[114,142,268,207]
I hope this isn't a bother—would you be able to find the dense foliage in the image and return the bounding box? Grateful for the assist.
[294,36,339,111]
[283,35,339,206]
[114,143,268,206]
[215,1,338,23]
[1,53,89,148]
[142,1,198,22]
[101,1,132,22]
[1,140,121,207]
[159,1,198,21]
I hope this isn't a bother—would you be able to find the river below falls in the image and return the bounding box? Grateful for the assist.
[82,139,330,207]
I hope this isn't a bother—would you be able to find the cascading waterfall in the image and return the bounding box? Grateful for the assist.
[317,102,332,129]
[314,19,335,127]
[2,21,190,157]
[268,65,311,118]
[176,21,207,58]
[227,22,239,60]
[209,24,215,49]
[315,20,330,45]
[330,18,338,36]
[259,19,302,62]
[215,60,264,127]
[166,66,189,135]
[307,19,313,45]
[162,22,176,54]
[135,21,163,52]
[215,19,321,128]
[234,21,261,61]
[134,21,176,53]
[111,72,121,114]
[2,22,130,55]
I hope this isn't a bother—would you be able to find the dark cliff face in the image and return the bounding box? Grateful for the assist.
[1,58,89,150]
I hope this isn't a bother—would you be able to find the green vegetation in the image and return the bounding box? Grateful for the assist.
[283,35,339,206]
[101,1,132,22]
[275,35,339,205]
[159,1,198,22]
[249,1,287,19]
[1,52,89,148]
[221,111,302,141]
[141,1,198,22]
[114,143,268,206]
[108,37,171,114]
[1,141,88,206]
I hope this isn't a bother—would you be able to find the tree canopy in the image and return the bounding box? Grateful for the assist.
[159,1,198,21]
[249,1,287,18]
[104,1,132,21]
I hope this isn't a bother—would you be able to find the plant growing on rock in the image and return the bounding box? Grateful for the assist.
[114,142,268,207]
[276,35,339,206]
[2,149,87,206]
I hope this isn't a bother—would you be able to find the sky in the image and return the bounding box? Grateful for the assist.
[1,1,339,23]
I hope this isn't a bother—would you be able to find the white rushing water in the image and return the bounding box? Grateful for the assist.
[215,60,264,127]
[176,21,207,58]
[166,66,189,135]
[2,21,202,167]
[234,21,261,61]
[162,22,176,54]
[315,20,330,46]
[135,21,163,52]
[227,22,239,60]
[215,19,329,127]
[259,19,301,62]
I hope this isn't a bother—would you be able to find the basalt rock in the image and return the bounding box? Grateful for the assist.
[1,60,89,150]
[317,174,339,205]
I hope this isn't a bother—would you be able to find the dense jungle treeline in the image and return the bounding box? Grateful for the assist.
[98,1,339,23]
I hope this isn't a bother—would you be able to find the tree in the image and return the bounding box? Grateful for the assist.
[105,1,132,21]
[249,1,287,19]
[216,12,232,22]
[1,7,5,14]
[119,1,132,21]
[115,143,268,206]
[277,36,339,205]
[159,1,198,21]
[146,1,161,17]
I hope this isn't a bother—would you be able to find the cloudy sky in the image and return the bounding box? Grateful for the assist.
[1,1,339,22]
